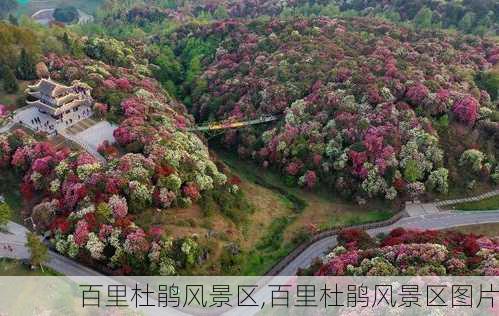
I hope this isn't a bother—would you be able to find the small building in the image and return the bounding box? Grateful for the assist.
[23,78,94,133]
[26,78,93,121]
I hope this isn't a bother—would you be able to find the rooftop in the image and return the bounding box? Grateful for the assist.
[37,79,71,98]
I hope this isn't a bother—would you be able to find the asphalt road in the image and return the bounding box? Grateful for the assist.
[0,221,102,275]
[277,210,499,276]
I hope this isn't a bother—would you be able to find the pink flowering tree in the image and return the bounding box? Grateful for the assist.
[452,95,479,125]
[109,195,128,219]
[406,82,429,105]
[74,219,90,246]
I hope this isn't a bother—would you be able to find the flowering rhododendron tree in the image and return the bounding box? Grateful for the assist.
[406,82,429,105]
[172,16,498,200]
[0,123,207,274]
[0,136,11,167]
[460,149,486,174]
[311,228,499,276]
[452,95,479,125]
[109,195,128,219]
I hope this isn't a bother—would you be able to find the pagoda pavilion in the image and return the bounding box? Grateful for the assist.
[26,78,93,121]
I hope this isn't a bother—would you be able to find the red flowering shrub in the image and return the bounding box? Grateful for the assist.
[74,220,90,246]
[406,82,429,105]
[312,228,499,276]
[50,217,70,234]
[302,170,317,189]
[337,228,374,249]
[463,236,480,256]
[182,182,201,200]
[228,176,242,185]
[452,95,479,125]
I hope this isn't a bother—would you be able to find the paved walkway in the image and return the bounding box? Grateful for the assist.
[0,121,14,134]
[0,222,29,260]
[404,189,499,216]
[73,121,117,154]
[405,202,440,216]
[59,130,106,164]
[14,106,93,133]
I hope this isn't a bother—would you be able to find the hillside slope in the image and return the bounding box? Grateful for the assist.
[168,17,498,200]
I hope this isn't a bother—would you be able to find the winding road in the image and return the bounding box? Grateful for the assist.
[0,221,102,276]
[0,209,498,276]
[277,210,499,276]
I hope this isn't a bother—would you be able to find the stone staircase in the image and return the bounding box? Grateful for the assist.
[65,118,98,135]
[405,189,499,216]
[434,189,499,207]
[59,130,106,164]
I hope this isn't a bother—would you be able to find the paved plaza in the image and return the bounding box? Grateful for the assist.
[4,106,116,163]
[14,105,93,133]
[73,121,118,152]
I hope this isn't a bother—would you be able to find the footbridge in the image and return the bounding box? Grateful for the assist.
[186,115,280,132]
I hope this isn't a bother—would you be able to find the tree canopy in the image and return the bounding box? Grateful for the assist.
[53,6,80,24]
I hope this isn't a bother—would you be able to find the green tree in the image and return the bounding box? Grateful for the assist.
[414,7,433,29]
[458,12,476,32]
[153,46,182,96]
[213,6,229,19]
[185,55,202,88]
[25,232,48,271]
[476,71,499,100]
[16,48,37,80]
[404,160,423,183]
[321,4,341,18]
[0,0,18,19]
[53,6,79,23]
[383,10,401,23]
[473,12,493,35]
[8,14,18,26]
[62,32,71,47]
[3,67,18,93]
[0,202,11,228]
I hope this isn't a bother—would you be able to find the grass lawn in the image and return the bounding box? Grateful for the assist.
[0,258,61,276]
[449,195,499,211]
[445,223,499,236]
[0,81,28,109]
[150,147,398,276]
[213,148,397,275]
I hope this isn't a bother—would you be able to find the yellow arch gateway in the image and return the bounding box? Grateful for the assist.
[187,115,280,131]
